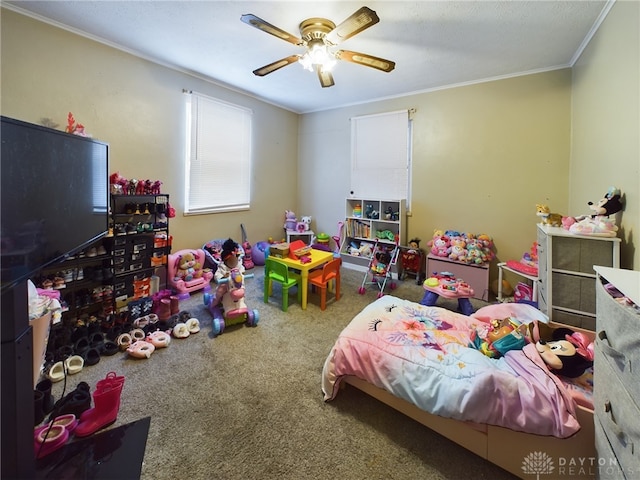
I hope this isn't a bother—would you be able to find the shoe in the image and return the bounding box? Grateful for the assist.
[130,328,146,341]
[126,340,155,359]
[116,333,132,351]
[48,382,91,422]
[83,348,101,366]
[64,355,84,375]
[35,379,55,415]
[34,424,69,459]
[172,323,190,339]
[86,247,97,257]
[186,318,200,334]
[101,340,119,356]
[146,330,171,348]
[47,362,66,383]
[97,245,108,256]
[75,375,124,437]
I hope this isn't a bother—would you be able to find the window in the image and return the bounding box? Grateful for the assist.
[184,91,252,214]
[350,109,413,207]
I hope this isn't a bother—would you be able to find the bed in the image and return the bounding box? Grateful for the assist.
[322,296,596,478]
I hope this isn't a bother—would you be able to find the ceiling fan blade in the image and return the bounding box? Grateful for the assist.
[324,6,380,45]
[335,50,395,73]
[241,14,303,46]
[316,67,335,88]
[253,55,300,77]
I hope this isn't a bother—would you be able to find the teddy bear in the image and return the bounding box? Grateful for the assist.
[174,252,203,282]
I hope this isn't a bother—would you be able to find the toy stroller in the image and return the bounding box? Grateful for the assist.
[358,239,400,298]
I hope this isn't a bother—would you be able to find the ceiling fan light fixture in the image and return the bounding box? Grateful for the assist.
[298,40,337,72]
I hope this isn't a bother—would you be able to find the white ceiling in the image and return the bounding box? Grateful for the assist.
[4,1,612,114]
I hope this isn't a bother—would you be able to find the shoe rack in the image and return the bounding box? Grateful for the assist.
[34,236,115,329]
[107,194,171,313]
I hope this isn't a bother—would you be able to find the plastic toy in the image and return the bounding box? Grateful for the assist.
[398,238,425,284]
[251,241,269,266]
[203,238,258,336]
[420,272,475,315]
[240,224,254,270]
[471,317,528,358]
[506,242,538,276]
[167,249,213,300]
[358,240,400,298]
[332,221,344,253]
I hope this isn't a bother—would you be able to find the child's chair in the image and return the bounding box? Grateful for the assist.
[167,249,214,299]
[308,257,342,310]
[263,257,301,312]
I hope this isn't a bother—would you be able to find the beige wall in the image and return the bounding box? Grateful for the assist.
[3,2,638,277]
[570,0,639,270]
[1,9,299,252]
[300,70,573,279]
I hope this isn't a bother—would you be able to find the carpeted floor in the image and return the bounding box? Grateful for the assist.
[47,265,517,480]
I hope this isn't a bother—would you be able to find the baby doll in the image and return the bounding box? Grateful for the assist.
[214,239,244,302]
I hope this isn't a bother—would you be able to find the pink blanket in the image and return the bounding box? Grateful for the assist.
[322,296,581,438]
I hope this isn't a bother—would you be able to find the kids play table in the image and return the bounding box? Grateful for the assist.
[274,248,336,310]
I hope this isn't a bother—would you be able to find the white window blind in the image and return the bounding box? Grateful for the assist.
[350,110,411,204]
[185,91,252,214]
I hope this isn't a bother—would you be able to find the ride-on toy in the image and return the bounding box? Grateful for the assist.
[203,238,258,336]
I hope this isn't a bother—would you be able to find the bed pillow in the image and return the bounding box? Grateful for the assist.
[471,302,548,325]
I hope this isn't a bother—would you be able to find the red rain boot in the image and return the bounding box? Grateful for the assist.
[156,298,171,321]
[80,372,124,422]
[76,373,124,437]
[170,295,180,315]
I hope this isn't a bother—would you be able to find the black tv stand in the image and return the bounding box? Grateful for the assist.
[1,282,37,479]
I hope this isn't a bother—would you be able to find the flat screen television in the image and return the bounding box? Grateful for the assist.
[1,116,109,293]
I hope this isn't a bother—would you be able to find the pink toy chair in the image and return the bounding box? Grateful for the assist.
[168,249,214,299]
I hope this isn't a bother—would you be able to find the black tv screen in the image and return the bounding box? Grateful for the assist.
[1,116,109,293]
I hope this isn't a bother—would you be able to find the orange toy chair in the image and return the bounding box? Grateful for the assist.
[308,257,342,310]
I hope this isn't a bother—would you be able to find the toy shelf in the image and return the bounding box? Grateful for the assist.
[341,198,406,270]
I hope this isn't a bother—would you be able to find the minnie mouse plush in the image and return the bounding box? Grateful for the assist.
[533,324,594,378]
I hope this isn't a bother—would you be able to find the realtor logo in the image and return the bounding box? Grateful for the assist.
[522,451,555,479]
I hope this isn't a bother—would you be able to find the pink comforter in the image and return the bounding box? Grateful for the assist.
[322,296,581,438]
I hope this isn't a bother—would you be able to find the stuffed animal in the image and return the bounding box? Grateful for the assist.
[536,204,563,227]
[300,216,312,231]
[174,252,203,282]
[587,186,623,217]
[532,324,594,378]
[284,210,297,231]
[567,187,623,236]
[429,234,450,257]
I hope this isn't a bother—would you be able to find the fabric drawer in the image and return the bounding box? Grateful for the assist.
[552,273,596,313]
[594,418,627,479]
[552,236,615,273]
[596,280,640,405]
[593,349,640,476]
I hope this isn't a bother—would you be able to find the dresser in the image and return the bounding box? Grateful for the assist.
[537,225,620,330]
[593,266,639,479]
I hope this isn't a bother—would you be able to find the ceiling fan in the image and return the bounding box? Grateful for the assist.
[240,6,395,88]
